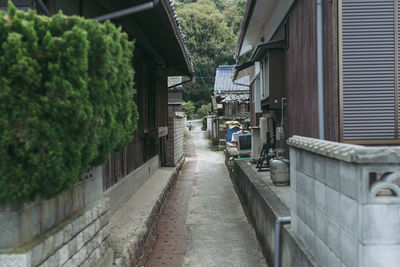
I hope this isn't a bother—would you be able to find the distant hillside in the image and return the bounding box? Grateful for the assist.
[174,0,246,108]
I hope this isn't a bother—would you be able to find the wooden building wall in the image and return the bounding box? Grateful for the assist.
[270,0,338,142]
[322,0,339,142]
[271,0,319,141]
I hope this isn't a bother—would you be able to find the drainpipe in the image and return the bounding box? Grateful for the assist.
[274,216,291,267]
[317,0,325,140]
[35,0,51,16]
[168,78,194,89]
[93,0,160,22]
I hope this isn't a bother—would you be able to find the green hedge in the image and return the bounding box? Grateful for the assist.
[0,2,138,203]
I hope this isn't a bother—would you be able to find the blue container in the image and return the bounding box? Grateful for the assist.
[226,126,241,142]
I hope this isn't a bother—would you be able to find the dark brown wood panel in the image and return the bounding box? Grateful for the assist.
[323,0,339,142]
[156,68,168,128]
[272,0,319,140]
[271,0,339,142]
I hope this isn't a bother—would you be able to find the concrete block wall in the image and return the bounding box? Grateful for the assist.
[225,147,316,267]
[0,167,103,251]
[206,115,214,138]
[104,156,160,216]
[166,112,185,166]
[0,197,110,266]
[288,136,400,267]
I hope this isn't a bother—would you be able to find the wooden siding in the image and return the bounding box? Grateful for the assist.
[323,0,339,142]
[271,0,319,141]
[270,0,338,142]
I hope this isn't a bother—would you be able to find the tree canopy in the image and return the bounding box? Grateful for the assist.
[175,0,245,107]
[175,0,236,78]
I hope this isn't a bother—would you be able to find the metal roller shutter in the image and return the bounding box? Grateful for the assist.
[342,0,396,140]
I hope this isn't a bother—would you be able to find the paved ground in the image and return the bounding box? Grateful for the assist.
[145,121,267,267]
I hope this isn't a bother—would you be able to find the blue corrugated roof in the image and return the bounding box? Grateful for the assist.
[214,65,249,93]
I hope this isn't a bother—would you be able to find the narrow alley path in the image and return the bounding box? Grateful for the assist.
[145,121,266,267]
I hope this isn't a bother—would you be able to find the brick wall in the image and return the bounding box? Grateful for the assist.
[288,136,400,267]
[166,112,185,166]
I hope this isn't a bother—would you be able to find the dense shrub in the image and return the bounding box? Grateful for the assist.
[0,2,138,203]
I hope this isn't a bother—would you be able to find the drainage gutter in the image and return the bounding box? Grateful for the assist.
[274,216,291,267]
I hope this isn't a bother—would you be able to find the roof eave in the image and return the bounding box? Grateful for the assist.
[235,0,257,60]
[251,39,285,61]
[161,0,194,76]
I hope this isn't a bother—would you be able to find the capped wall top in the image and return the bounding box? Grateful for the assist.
[287,136,400,164]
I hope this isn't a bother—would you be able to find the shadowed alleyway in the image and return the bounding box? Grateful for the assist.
[145,121,267,267]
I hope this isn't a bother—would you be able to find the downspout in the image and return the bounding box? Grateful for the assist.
[274,216,291,267]
[93,0,160,22]
[35,0,51,16]
[168,78,193,89]
[317,0,325,139]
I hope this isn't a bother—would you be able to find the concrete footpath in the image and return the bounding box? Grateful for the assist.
[145,121,267,267]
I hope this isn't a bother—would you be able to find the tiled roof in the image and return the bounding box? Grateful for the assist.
[220,93,249,104]
[165,0,194,75]
[214,65,249,93]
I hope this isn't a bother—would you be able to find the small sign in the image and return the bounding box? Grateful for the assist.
[158,126,168,137]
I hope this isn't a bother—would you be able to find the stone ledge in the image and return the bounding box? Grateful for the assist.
[287,135,400,164]
[225,148,317,267]
[109,157,184,267]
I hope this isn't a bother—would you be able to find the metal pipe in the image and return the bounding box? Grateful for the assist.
[168,78,193,89]
[93,0,160,22]
[281,98,286,127]
[274,216,291,267]
[233,82,250,87]
[317,0,325,140]
[35,0,51,16]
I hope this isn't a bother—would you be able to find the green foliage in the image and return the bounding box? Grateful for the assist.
[211,138,219,146]
[0,2,138,203]
[197,103,212,117]
[182,83,211,108]
[182,100,196,120]
[211,145,225,152]
[175,0,235,79]
[175,0,245,106]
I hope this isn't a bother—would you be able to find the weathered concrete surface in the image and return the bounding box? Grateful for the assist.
[109,163,182,267]
[0,166,103,251]
[104,156,160,217]
[289,136,400,267]
[226,148,317,267]
[184,121,267,267]
[0,197,110,267]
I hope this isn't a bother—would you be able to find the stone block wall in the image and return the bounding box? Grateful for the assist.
[206,115,214,138]
[0,167,103,251]
[288,136,400,267]
[0,197,110,266]
[166,112,185,166]
[0,167,112,266]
